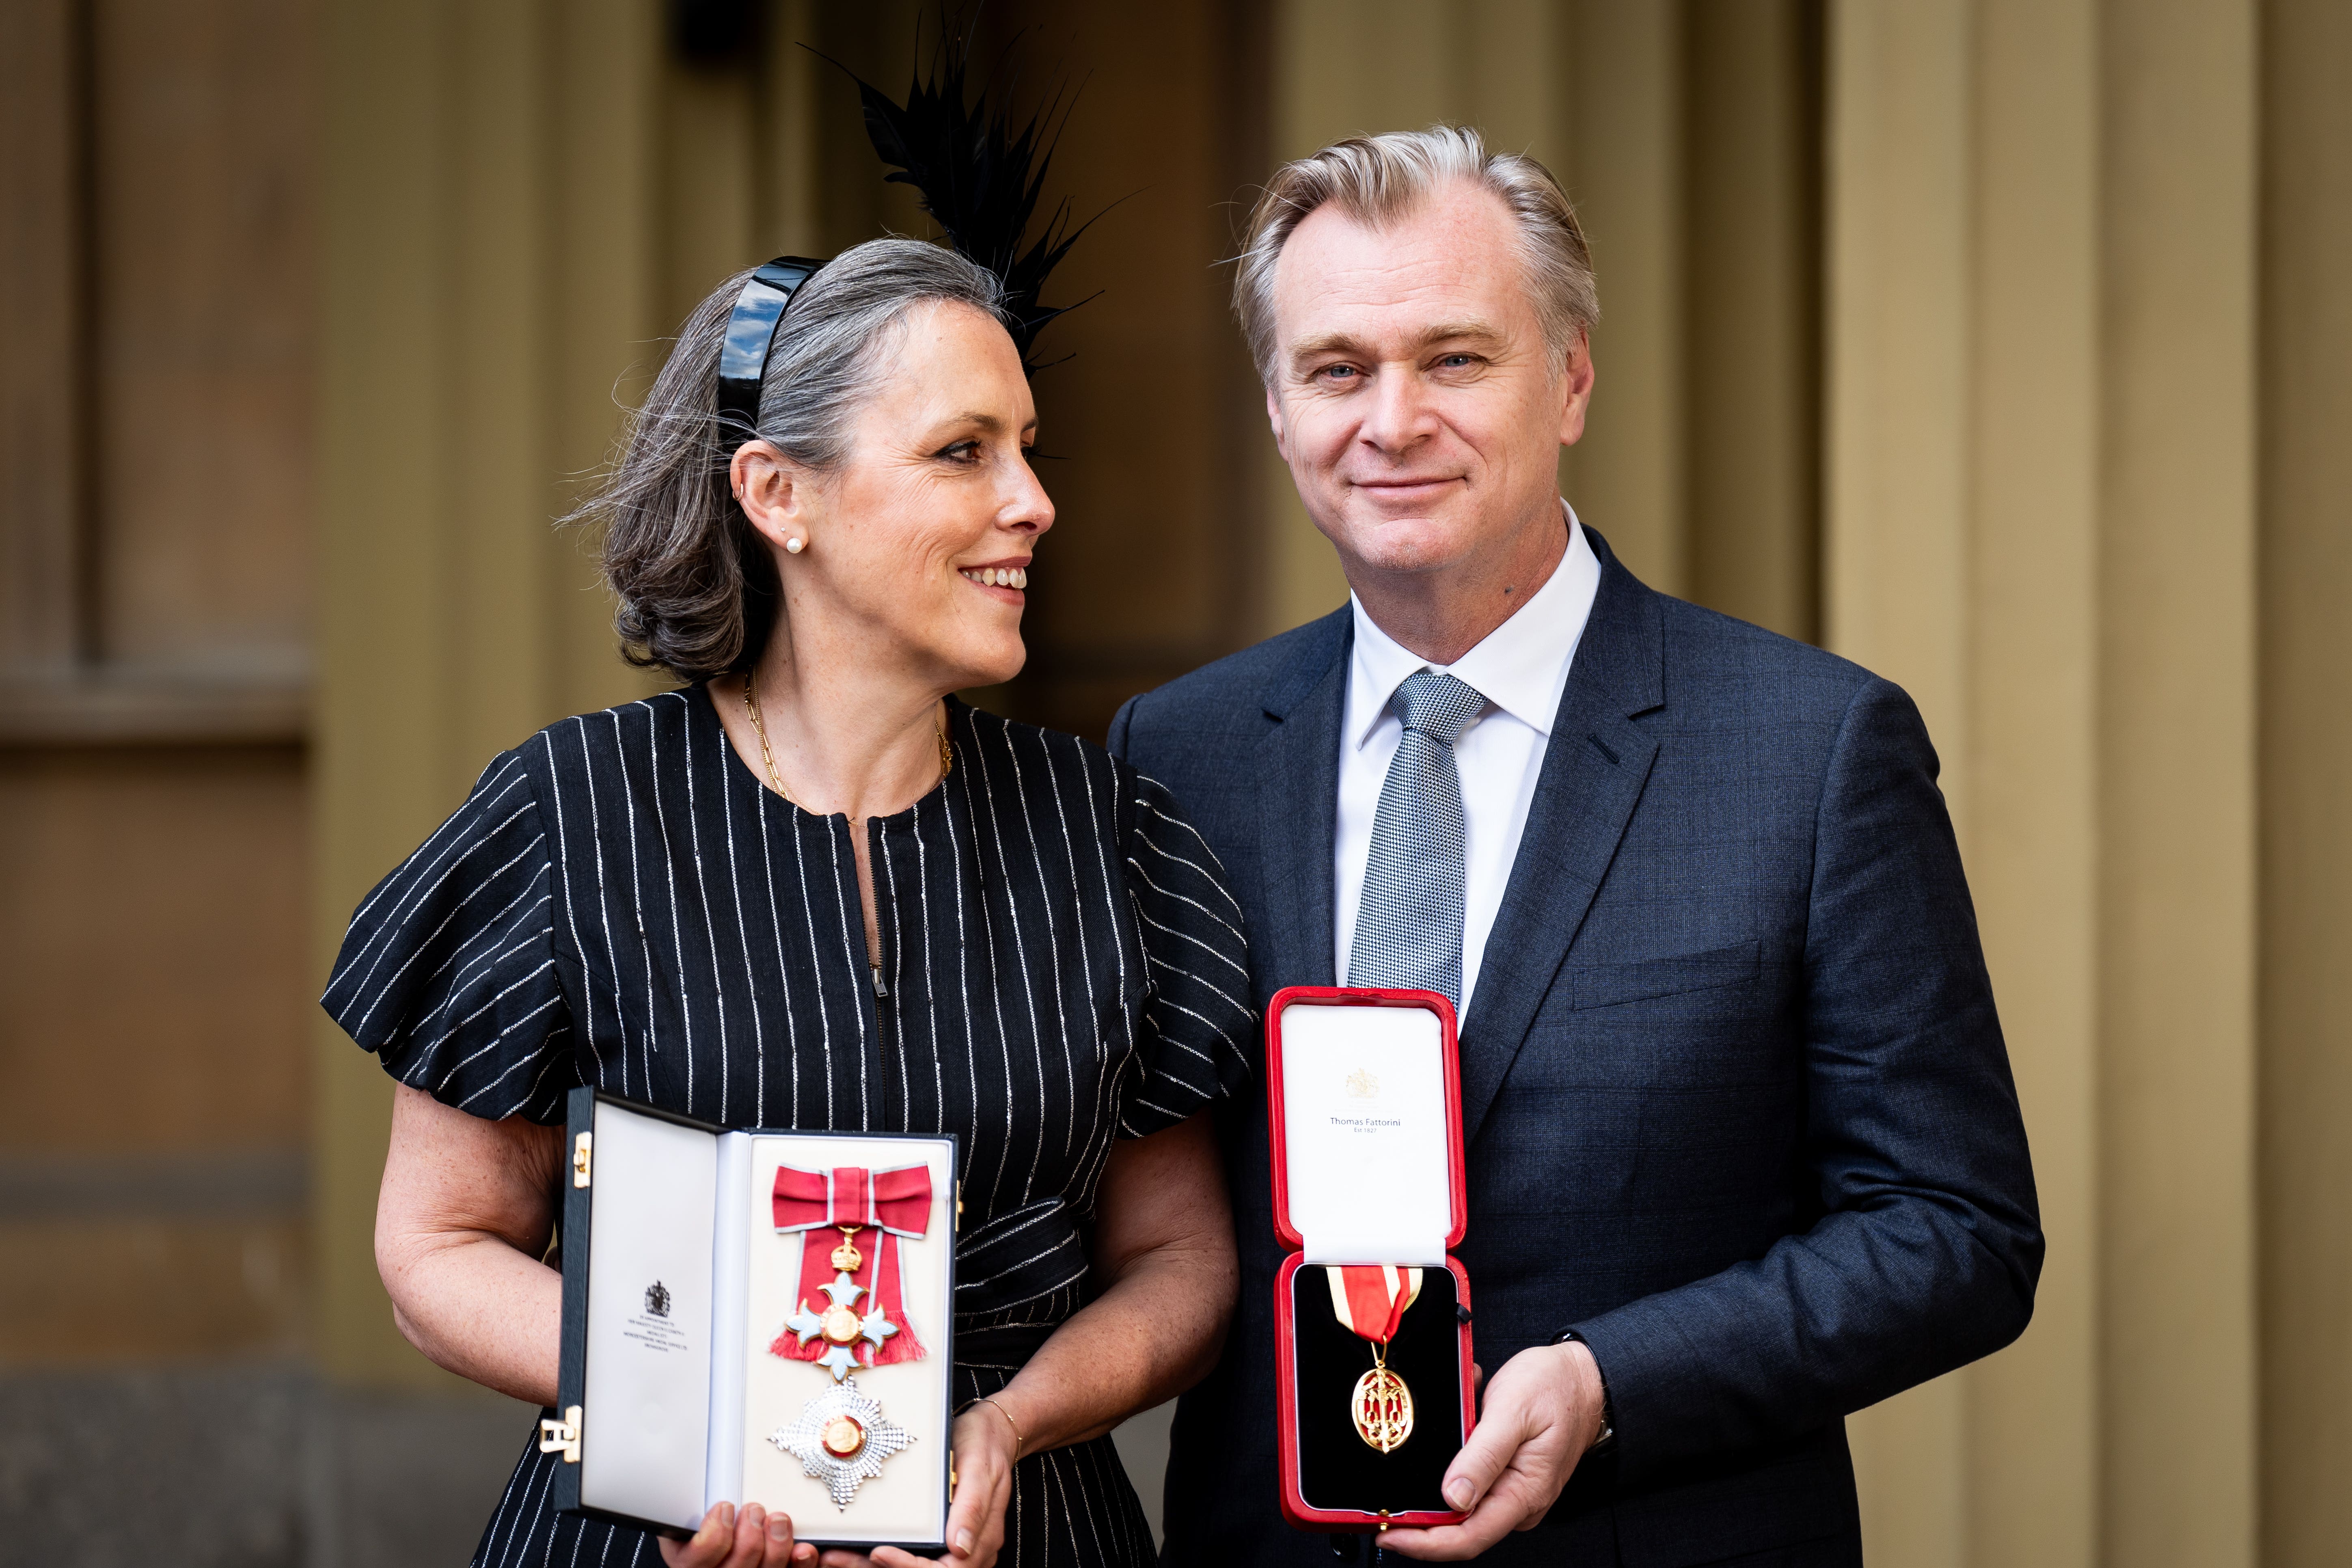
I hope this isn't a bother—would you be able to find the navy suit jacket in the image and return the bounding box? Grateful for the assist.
[1108,529,2041,1567]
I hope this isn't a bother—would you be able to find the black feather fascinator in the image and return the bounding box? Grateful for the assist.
[840,30,1097,370]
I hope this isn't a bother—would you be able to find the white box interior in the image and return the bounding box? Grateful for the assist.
[1279,1003,1454,1264]
[580,1103,718,1532]
[575,1107,956,1544]
[727,1132,956,1545]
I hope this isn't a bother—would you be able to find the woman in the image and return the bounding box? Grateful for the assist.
[325,238,1255,1568]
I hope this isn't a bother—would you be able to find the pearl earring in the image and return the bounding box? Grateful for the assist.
[784,537,805,554]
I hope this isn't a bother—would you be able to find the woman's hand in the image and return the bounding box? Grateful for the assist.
[862,1402,1017,1568]
[835,1112,1236,1568]
[660,1502,814,1568]
[805,1114,1237,1568]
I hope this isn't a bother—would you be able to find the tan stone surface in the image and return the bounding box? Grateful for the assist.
[2258,1,2352,1562]
[0,748,307,1152]
[0,1216,304,1362]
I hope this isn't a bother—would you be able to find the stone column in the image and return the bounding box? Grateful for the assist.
[313,0,669,1386]
[2257,2,2352,1563]
[1827,2,2260,1563]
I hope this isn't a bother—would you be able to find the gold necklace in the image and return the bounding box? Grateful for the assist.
[742,669,951,999]
[739,668,954,805]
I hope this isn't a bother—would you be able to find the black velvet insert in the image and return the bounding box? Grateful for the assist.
[1290,1266,1463,1515]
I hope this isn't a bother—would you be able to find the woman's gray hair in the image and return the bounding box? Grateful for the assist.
[1234,125,1599,386]
[583,237,1009,682]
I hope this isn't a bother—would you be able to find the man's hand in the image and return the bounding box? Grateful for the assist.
[1381,1339,1606,1561]
[659,1502,813,1568]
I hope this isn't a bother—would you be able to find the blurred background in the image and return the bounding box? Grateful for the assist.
[1,0,2346,1564]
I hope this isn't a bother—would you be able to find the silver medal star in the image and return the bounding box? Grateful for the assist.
[771,1378,913,1508]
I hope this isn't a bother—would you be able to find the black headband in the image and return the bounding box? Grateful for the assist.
[716,255,826,442]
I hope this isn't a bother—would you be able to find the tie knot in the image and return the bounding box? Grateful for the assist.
[1390,670,1486,744]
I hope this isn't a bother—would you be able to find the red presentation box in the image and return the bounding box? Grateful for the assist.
[1267,986,1476,1534]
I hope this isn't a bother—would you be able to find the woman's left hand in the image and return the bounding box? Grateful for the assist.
[843,1403,1015,1568]
[833,1112,1236,1568]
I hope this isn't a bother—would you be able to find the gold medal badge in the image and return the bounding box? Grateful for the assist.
[1327,1264,1424,1452]
[768,1166,933,1506]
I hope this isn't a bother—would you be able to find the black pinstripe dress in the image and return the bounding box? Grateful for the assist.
[323,685,1256,1568]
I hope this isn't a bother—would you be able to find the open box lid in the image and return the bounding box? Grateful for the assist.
[1267,987,1466,1264]
[560,1090,723,1533]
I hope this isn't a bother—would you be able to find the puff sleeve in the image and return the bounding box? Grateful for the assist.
[321,750,578,1124]
[1115,769,1256,1137]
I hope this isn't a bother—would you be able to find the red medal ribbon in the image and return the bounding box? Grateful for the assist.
[767,1164,932,1366]
[1328,1264,1423,1344]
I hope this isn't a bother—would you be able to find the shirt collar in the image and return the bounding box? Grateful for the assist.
[1346,503,1601,751]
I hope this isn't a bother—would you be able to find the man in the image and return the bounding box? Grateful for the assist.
[1109,128,2039,1566]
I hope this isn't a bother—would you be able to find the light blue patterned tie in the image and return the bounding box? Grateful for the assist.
[1346,670,1488,1005]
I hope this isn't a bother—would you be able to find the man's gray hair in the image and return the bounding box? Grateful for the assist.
[1234,125,1599,385]
[583,238,1008,682]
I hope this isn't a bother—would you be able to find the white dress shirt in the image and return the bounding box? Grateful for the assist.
[1334,504,1601,1014]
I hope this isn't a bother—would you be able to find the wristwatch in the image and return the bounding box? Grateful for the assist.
[1554,1330,1616,1452]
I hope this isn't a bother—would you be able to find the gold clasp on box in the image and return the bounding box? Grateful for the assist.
[539,1405,583,1463]
[572,1132,593,1188]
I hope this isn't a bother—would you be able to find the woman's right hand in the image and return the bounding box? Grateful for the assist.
[660,1501,815,1568]
[864,1401,1018,1568]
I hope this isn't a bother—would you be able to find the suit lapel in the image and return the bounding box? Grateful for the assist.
[1460,537,1666,1145]
[1254,610,1351,996]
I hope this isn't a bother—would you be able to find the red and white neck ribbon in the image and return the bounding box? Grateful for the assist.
[1326,1264,1424,1346]
[768,1163,932,1366]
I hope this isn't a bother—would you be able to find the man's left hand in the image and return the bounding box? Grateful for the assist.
[1380,1339,1607,1561]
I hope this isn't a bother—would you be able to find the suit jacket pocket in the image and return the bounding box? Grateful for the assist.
[1568,940,1761,1010]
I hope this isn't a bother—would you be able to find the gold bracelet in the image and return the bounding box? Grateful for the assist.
[970,1395,1025,1456]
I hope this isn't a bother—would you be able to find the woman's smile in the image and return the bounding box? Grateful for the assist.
[958,560,1031,596]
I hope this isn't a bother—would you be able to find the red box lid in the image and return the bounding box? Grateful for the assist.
[1266,986,1467,1259]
